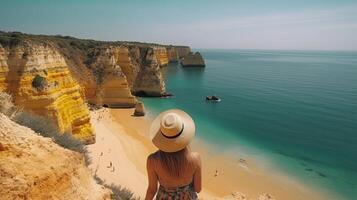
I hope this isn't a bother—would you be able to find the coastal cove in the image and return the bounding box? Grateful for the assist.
[88,107,330,200]
[1,0,357,199]
[142,49,357,200]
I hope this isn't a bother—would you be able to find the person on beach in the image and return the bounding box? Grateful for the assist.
[145,109,202,200]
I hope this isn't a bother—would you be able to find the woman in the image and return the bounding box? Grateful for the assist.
[145,109,202,200]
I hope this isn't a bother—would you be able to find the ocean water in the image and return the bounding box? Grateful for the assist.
[141,49,357,200]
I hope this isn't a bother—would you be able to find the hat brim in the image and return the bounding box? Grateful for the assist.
[150,109,195,153]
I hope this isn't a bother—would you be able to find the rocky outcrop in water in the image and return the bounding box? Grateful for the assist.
[0,113,111,200]
[181,52,206,67]
[0,41,94,144]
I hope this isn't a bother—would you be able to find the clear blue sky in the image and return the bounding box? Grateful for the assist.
[1,0,357,50]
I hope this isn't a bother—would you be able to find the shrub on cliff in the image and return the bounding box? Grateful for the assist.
[107,184,139,200]
[0,92,91,165]
[32,74,48,91]
[0,34,21,46]
[94,176,139,200]
[14,111,91,165]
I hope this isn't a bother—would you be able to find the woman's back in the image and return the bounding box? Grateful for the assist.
[145,110,201,200]
[149,149,201,189]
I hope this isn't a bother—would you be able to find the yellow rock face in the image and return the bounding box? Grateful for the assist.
[133,47,166,96]
[98,74,137,107]
[113,47,139,89]
[0,45,8,91]
[89,46,137,107]
[0,113,111,200]
[1,42,94,144]
[153,46,169,66]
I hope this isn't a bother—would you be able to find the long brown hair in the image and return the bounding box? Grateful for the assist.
[158,147,192,177]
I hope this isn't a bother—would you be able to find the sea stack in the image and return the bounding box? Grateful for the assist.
[134,102,146,116]
[180,52,205,67]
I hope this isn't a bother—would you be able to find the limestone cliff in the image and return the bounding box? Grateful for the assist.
[133,47,166,96]
[0,32,191,101]
[175,46,191,58]
[153,46,169,66]
[0,41,94,144]
[116,46,140,89]
[166,46,179,62]
[0,44,8,91]
[181,52,206,67]
[87,46,137,107]
[0,113,111,200]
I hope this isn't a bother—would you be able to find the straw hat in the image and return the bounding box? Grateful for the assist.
[150,109,195,153]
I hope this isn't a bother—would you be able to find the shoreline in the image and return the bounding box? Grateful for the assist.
[87,107,336,200]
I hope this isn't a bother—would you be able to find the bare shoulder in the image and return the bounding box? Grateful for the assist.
[191,151,201,158]
[147,151,159,164]
[190,152,202,164]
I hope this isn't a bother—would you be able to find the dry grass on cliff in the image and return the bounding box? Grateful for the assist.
[14,112,92,165]
[94,176,139,200]
[0,92,139,199]
[0,92,91,165]
[0,92,22,119]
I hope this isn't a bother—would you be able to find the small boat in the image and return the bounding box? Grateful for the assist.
[206,95,221,101]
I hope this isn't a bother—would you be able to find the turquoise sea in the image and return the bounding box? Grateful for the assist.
[141,49,357,200]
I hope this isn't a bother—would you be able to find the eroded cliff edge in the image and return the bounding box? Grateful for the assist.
[0,41,95,144]
[0,32,191,99]
[0,31,192,143]
[0,113,111,200]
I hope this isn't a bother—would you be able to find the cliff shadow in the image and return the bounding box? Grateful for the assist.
[4,50,26,102]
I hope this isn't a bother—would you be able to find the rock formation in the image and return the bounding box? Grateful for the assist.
[133,47,166,96]
[181,52,206,67]
[85,44,170,99]
[88,46,137,108]
[175,46,191,58]
[0,32,192,100]
[134,102,145,116]
[0,41,94,144]
[0,113,111,200]
[153,46,169,66]
[166,46,179,62]
[85,44,169,102]
[116,46,140,89]
[0,44,8,91]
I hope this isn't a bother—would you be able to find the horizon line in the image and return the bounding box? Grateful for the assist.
[2,30,357,52]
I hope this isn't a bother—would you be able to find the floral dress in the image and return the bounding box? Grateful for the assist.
[156,183,198,200]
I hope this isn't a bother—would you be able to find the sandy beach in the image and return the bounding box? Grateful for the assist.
[87,108,333,200]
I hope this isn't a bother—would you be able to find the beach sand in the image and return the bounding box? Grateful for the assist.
[87,108,333,200]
